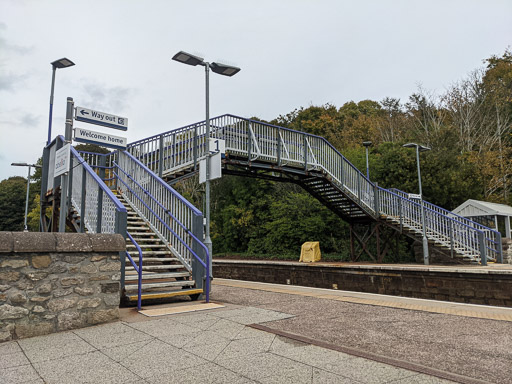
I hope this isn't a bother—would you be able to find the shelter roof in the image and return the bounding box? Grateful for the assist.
[452,199,512,217]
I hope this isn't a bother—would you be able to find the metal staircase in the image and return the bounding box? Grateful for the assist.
[116,192,202,305]
[41,136,210,309]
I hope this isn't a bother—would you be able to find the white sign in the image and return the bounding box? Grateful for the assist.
[199,152,222,184]
[74,127,127,150]
[209,138,225,155]
[408,193,422,200]
[54,143,71,177]
[75,106,128,131]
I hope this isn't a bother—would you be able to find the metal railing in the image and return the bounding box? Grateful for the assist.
[388,188,502,262]
[126,232,143,310]
[69,146,126,234]
[126,114,501,264]
[115,150,210,300]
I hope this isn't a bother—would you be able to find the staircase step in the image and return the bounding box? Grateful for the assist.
[141,264,185,270]
[126,257,179,263]
[129,238,162,243]
[125,280,195,291]
[127,244,167,249]
[127,232,155,236]
[125,288,203,302]
[125,271,190,281]
[139,251,175,256]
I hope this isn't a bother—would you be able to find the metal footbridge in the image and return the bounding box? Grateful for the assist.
[41,114,503,307]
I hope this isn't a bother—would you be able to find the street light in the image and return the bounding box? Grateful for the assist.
[11,162,42,232]
[403,142,431,265]
[47,57,75,145]
[172,51,240,275]
[362,141,372,179]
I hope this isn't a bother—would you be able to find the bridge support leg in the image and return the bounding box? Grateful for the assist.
[349,222,400,263]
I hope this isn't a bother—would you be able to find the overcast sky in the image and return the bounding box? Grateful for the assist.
[1,0,511,181]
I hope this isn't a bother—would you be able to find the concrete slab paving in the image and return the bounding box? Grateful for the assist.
[18,331,96,363]
[117,339,207,379]
[0,351,30,369]
[0,364,41,384]
[73,321,152,349]
[32,350,140,384]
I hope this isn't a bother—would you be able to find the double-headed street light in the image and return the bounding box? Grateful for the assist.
[47,58,75,145]
[11,162,42,232]
[172,51,240,271]
[362,141,372,179]
[403,142,431,265]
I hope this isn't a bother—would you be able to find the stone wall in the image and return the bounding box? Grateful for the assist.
[213,260,512,307]
[0,232,125,342]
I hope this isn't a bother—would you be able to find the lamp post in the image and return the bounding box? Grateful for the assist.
[172,51,240,272]
[47,58,75,145]
[11,163,42,231]
[403,143,431,265]
[362,141,372,179]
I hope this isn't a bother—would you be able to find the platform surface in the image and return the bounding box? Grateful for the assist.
[3,279,511,383]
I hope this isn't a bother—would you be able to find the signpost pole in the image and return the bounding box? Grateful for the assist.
[58,97,74,232]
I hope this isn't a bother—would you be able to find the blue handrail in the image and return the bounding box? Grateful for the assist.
[122,150,203,216]
[126,232,143,310]
[115,154,210,302]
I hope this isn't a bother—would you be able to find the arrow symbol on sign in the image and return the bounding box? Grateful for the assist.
[80,109,89,116]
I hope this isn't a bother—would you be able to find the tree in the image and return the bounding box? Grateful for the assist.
[0,177,27,231]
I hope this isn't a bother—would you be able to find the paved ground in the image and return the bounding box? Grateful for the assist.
[2,279,511,383]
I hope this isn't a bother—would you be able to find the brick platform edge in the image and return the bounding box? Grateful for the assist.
[212,260,512,307]
[0,232,125,342]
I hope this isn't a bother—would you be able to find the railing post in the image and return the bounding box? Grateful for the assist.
[193,125,198,170]
[277,128,281,166]
[96,185,104,233]
[373,184,379,217]
[80,167,87,233]
[398,198,403,232]
[158,135,164,178]
[171,133,176,169]
[496,232,503,263]
[67,156,74,221]
[303,134,308,170]
[191,213,207,297]
[357,174,361,204]
[247,122,252,161]
[115,209,127,292]
[98,154,106,181]
[477,231,487,266]
[449,220,454,259]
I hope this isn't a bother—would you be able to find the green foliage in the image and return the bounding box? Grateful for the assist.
[247,190,349,256]
[0,177,27,231]
[74,143,111,154]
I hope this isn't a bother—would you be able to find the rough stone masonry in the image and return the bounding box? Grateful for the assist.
[0,232,125,342]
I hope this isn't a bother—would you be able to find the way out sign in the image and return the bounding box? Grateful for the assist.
[75,106,128,131]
